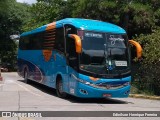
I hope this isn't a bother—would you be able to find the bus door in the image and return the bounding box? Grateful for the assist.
[65,24,79,94]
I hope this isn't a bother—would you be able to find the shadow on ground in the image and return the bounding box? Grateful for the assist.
[18,79,131,104]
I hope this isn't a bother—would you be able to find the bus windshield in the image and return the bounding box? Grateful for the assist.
[78,30,130,75]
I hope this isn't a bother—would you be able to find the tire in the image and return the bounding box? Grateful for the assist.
[56,78,67,98]
[24,69,29,83]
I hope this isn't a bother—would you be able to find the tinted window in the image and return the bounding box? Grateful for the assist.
[65,24,77,35]
[78,30,130,75]
[107,34,127,48]
[78,31,106,64]
[19,36,29,50]
[19,27,65,51]
[31,33,44,49]
[55,27,65,52]
[19,32,44,50]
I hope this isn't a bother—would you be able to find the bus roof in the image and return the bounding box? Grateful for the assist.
[21,18,126,36]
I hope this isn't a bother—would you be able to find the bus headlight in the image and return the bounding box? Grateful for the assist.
[123,82,130,86]
[77,78,91,85]
[71,74,92,85]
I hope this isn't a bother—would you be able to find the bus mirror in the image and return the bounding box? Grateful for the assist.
[68,34,82,54]
[129,40,142,59]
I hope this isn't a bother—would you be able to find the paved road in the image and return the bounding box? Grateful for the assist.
[0,72,160,120]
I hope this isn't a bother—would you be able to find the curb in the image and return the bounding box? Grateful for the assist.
[129,94,160,100]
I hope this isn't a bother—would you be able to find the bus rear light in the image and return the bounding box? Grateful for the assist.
[103,94,112,97]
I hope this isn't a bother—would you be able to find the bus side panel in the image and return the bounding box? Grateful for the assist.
[17,49,69,91]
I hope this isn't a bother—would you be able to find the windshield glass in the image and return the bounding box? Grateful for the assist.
[78,30,130,75]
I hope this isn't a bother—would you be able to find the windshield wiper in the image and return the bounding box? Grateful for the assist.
[108,49,114,70]
[103,44,108,67]
[89,63,101,65]
[103,44,114,71]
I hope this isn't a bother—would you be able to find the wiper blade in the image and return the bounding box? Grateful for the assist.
[103,47,114,70]
[89,63,101,65]
[103,44,109,67]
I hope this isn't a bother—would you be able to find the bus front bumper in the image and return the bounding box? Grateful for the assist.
[75,82,131,98]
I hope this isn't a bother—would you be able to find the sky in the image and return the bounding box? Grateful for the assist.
[16,0,37,4]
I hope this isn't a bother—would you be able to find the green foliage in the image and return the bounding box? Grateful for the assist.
[154,8,160,26]
[126,2,155,37]
[0,0,31,70]
[23,0,68,31]
[132,29,160,95]
[136,29,160,63]
[22,0,159,38]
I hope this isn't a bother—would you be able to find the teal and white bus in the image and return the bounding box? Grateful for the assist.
[18,18,142,98]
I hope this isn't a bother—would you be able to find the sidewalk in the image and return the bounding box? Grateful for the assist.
[129,94,160,100]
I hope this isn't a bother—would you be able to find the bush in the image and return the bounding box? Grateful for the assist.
[132,29,160,95]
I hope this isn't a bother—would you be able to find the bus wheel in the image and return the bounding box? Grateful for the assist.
[56,78,67,98]
[24,70,29,83]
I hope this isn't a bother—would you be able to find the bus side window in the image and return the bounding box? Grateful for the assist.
[55,27,65,53]
[34,33,44,49]
[19,37,25,50]
[20,32,44,50]
[30,32,44,50]
[24,36,30,50]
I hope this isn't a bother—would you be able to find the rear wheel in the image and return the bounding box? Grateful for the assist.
[56,78,67,98]
[24,69,29,83]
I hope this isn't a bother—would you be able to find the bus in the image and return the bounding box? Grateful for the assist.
[17,18,142,98]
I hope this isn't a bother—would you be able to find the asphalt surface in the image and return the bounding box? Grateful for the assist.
[0,72,160,120]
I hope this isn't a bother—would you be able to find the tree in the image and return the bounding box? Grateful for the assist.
[0,0,31,70]
[133,28,160,95]
[23,0,68,31]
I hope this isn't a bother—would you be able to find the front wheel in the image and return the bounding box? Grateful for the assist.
[56,78,67,98]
